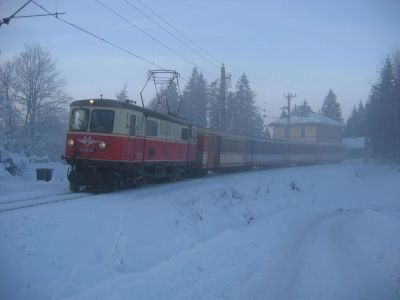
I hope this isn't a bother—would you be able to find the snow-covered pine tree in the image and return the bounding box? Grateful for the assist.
[367,57,398,160]
[292,99,313,117]
[116,84,129,101]
[321,89,343,122]
[345,102,366,138]
[147,82,181,115]
[180,67,208,126]
[226,74,264,136]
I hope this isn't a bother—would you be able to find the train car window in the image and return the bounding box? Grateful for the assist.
[129,115,136,135]
[146,119,158,137]
[301,127,305,137]
[221,139,245,152]
[70,108,89,131]
[90,110,114,133]
[181,128,189,140]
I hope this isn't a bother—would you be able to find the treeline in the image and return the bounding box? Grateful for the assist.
[284,89,343,122]
[147,68,266,137]
[345,50,400,162]
[2,44,398,163]
[0,44,70,161]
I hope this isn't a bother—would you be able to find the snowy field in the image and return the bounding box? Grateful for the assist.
[0,161,399,300]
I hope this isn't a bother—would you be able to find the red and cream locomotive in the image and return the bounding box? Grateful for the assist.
[63,98,344,192]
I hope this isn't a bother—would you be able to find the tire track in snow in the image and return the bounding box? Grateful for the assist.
[236,209,399,300]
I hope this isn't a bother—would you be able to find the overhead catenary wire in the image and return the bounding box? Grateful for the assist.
[128,0,324,110]
[133,0,222,67]
[32,0,320,118]
[124,0,220,71]
[93,0,216,80]
[32,0,168,72]
[0,0,32,26]
[130,0,325,98]
[0,0,66,26]
[226,64,325,98]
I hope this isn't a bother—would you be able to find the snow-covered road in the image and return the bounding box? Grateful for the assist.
[0,161,399,299]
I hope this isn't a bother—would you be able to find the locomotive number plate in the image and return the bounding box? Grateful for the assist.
[79,147,94,153]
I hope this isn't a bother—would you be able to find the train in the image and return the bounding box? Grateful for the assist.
[63,99,345,192]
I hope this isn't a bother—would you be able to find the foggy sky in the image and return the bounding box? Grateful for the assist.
[0,0,399,121]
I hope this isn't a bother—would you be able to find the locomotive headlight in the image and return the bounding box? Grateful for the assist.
[98,141,107,149]
[67,138,75,147]
[89,99,95,105]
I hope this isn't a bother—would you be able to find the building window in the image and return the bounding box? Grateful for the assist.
[301,127,305,137]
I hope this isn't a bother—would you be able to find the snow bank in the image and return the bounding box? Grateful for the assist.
[0,152,68,182]
[0,162,399,300]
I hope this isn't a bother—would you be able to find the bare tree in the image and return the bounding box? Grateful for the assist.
[0,61,18,151]
[13,44,68,156]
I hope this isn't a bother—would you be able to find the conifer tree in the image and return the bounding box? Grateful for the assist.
[226,74,264,136]
[292,99,313,117]
[345,101,366,137]
[148,82,181,115]
[367,57,398,160]
[321,89,343,122]
[291,104,299,116]
[116,84,129,101]
[180,67,208,126]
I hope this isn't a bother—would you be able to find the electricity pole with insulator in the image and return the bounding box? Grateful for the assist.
[283,92,296,141]
[219,63,231,130]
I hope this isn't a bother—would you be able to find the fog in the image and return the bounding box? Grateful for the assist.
[0,1,399,299]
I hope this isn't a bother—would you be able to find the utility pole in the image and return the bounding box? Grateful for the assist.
[0,0,65,27]
[220,64,226,130]
[219,63,231,130]
[283,93,296,141]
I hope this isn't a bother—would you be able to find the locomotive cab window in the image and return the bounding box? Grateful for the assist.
[70,108,89,131]
[146,119,158,137]
[90,110,114,133]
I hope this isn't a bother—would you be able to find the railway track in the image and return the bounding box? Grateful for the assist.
[0,192,92,213]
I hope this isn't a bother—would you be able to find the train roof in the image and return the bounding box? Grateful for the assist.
[198,127,289,143]
[70,99,194,126]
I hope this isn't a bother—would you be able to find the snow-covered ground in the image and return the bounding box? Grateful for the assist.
[0,161,399,300]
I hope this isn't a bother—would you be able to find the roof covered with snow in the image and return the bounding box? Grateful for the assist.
[269,112,344,127]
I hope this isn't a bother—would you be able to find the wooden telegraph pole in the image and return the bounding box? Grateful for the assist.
[283,93,296,141]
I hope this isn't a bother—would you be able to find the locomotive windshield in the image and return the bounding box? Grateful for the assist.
[90,110,114,133]
[69,108,114,133]
[70,108,89,131]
